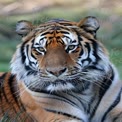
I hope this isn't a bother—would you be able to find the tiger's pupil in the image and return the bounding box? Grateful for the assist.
[68,45,76,50]
[38,47,44,52]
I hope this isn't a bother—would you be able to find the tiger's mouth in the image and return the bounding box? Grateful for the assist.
[26,77,88,93]
[50,79,69,85]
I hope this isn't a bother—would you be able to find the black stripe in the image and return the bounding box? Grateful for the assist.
[6,75,18,114]
[31,51,36,60]
[0,73,8,102]
[59,23,74,26]
[8,74,27,120]
[90,40,98,59]
[2,83,9,103]
[82,58,91,64]
[24,45,32,71]
[31,41,37,60]
[0,73,8,115]
[41,94,77,108]
[8,74,21,109]
[78,35,83,42]
[86,65,104,71]
[0,97,5,116]
[0,73,7,80]
[26,45,32,67]
[26,44,29,58]
[81,42,91,64]
[41,31,54,36]
[82,39,100,65]
[53,92,81,108]
[63,35,71,40]
[89,39,100,64]
[0,73,7,92]
[0,73,26,118]
[57,38,64,45]
[67,92,90,113]
[99,68,114,99]
[85,42,90,55]
[32,89,79,109]
[56,26,70,31]
[71,80,90,93]
[31,38,36,48]
[81,25,96,37]
[72,28,83,42]
[79,46,84,56]
[45,109,82,121]
[101,88,121,122]
[57,31,70,34]
[0,83,5,115]
[21,40,28,63]
[90,67,114,119]
[113,112,122,122]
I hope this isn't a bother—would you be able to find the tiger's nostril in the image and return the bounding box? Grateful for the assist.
[59,68,67,75]
[46,68,67,77]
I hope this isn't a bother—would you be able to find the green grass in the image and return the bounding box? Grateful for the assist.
[0,63,10,71]
[109,49,122,78]
[0,40,19,71]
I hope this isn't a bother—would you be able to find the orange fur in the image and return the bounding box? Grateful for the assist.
[18,83,76,122]
[0,72,79,121]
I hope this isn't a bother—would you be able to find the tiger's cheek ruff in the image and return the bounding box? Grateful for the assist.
[10,44,40,87]
[10,33,47,85]
[74,41,110,85]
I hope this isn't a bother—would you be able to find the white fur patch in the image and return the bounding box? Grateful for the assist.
[46,83,74,92]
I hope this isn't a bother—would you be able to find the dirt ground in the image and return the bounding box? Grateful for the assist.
[0,0,121,16]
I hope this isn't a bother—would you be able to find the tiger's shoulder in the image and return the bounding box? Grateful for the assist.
[0,72,35,121]
[0,72,79,122]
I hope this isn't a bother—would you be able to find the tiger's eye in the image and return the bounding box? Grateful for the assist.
[68,45,76,50]
[38,47,45,52]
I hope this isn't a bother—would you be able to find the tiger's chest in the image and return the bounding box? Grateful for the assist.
[19,82,91,122]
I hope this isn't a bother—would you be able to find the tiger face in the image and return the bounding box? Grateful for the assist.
[11,17,110,92]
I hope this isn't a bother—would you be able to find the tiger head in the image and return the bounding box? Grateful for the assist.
[11,16,110,92]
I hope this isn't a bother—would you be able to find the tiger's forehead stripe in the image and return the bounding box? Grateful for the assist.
[21,20,96,60]
[37,20,77,27]
[33,28,79,48]
[22,21,94,48]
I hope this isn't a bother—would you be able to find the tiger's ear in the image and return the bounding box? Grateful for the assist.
[16,20,34,36]
[77,16,100,36]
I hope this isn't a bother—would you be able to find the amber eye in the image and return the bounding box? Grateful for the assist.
[66,45,77,53]
[37,47,45,52]
[68,45,76,50]
[34,47,46,55]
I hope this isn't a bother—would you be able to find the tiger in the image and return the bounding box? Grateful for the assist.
[0,16,122,122]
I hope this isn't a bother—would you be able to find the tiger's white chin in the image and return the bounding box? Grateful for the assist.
[46,83,74,92]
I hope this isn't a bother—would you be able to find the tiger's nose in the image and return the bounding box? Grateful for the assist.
[46,68,67,77]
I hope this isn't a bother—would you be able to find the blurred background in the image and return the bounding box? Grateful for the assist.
[0,0,122,79]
